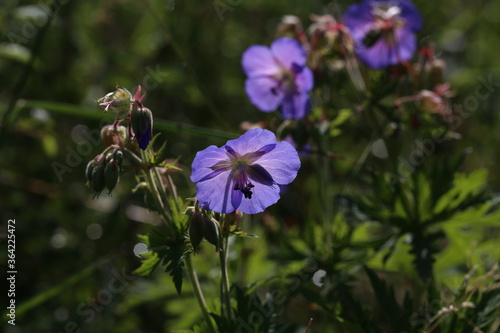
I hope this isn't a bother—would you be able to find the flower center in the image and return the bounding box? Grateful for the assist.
[271,69,299,96]
[231,160,255,199]
[363,5,404,47]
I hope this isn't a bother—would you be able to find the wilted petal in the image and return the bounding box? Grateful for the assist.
[242,45,281,77]
[271,37,307,69]
[245,77,284,112]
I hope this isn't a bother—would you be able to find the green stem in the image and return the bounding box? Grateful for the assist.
[140,150,172,225]
[151,162,171,213]
[219,230,232,323]
[186,256,217,333]
[122,147,143,165]
[140,149,215,331]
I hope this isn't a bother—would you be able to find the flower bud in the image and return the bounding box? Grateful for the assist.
[113,150,123,166]
[203,218,220,251]
[97,86,132,120]
[85,159,96,183]
[104,158,120,194]
[189,211,205,250]
[131,106,153,150]
[91,158,106,198]
[417,90,445,113]
[101,125,127,147]
[277,15,303,37]
[428,59,445,85]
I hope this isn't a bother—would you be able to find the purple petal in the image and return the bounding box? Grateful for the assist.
[199,168,227,182]
[242,45,281,77]
[242,143,276,162]
[295,67,314,93]
[247,164,274,186]
[245,77,284,112]
[231,180,243,209]
[191,145,230,182]
[342,1,374,35]
[356,37,392,69]
[225,128,277,156]
[225,145,239,158]
[236,181,281,214]
[398,0,423,31]
[271,37,307,69]
[136,123,152,150]
[395,28,417,61]
[281,92,311,119]
[196,170,236,213]
[356,29,416,69]
[251,140,300,185]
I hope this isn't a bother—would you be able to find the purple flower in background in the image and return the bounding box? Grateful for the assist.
[242,37,314,119]
[191,128,300,214]
[343,0,422,69]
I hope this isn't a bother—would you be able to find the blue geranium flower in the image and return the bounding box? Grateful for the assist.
[190,128,300,214]
[242,37,314,119]
[343,0,422,69]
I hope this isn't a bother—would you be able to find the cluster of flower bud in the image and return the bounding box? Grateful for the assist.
[85,149,123,198]
[188,210,220,252]
[97,85,153,151]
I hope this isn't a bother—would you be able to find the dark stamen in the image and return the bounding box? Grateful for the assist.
[234,182,254,199]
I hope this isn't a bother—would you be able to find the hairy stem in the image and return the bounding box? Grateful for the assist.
[140,150,172,226]
[219,227,232,324]
[186,256,217,333]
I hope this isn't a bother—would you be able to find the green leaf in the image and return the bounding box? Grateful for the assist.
[162,243,187,296]
[154,139,168,165]
[229,225,259,238]
[133,251,160,276]
[434,169,488,216]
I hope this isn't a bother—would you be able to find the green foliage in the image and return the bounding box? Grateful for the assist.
[345,158,496,281]
[2,0,500,332]
[134,230,189,296]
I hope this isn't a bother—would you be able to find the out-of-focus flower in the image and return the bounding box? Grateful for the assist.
[242,37,314,119]
[309,15,353,55]
[417,90,445,113]
[283,135,311,158]
[276,15,307,44]
[343,0,422,69]
[190,128,300,214]
[417,82,454,117]
[97,86,132,119]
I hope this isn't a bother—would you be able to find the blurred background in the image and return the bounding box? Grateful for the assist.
[1,0,499,332]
